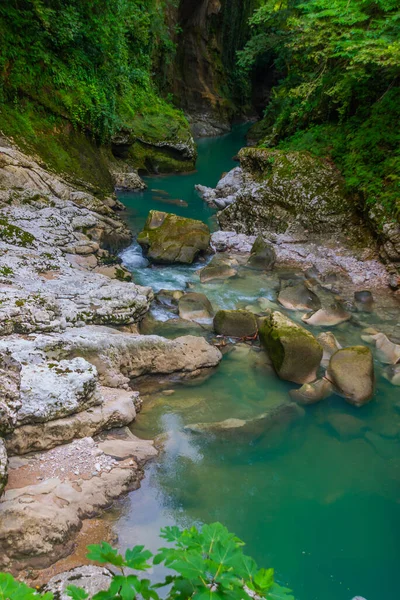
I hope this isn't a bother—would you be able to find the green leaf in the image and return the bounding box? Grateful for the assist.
[160,526,182,543]
[168,551,207,580]
[86,542,125,567]
[124,546,152,571]
[253,568,274,593]
[267,583,295,600]
[66,585,89,600]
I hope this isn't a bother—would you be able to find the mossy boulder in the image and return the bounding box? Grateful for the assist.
[246,235,276,270]
[327,346,375,407]
[218,148,358,236]
[259,311,323,384]
[137,211,210,264]
[178,292,214,323]
[213,309,258,338]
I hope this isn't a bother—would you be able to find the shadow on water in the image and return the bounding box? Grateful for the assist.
[113,125,400,600]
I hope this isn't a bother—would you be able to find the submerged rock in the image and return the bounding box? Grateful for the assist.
[259,311,323,384]
[199,254,238,283]
[137,210,210,264]
[246,235,276,270]
[290,378,333,405]
[43,566,113,600]
[178,292,214,323]
[185,402,305,437]
[213,309,258,338]
[302,303,351,327]
[383,363,400,386]
[327,346,375,407]
[278,282,321,311]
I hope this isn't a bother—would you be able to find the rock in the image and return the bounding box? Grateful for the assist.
[327,346,375,407]
[185,402,305,437]
[361,332,400,365]
[0,439,7,496]
[1,327,223,388]
[43,566,113,600]
[213,309,258,338]
[289,378,333,405]
[302,303,351,327]
[383,364,400,386]
[155,289,184,309]
[259,311,323,384]
[98,437,157,462]
[218,148,359,236]
[5,388,138,455]
[17,357,101,425]
[326,413,368,440]
[354,290,374,312]
[178,292,214,323]
[316,332,342,367]
[112,170,146,191]
[137,211,210,264]
[0,351,22,435]
[278,282,321,311]
[210,231,256,253]
[246,235,276,270]
[199,254,237,283]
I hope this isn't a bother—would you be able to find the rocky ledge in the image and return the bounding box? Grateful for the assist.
[0,139,222,573]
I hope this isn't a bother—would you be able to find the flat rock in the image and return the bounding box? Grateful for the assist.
[98,437,157,462]
[302,304,351,327]
[43,565,113,600]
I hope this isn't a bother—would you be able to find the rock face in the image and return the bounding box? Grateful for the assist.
[0,352,21,435]
[178,292,214,322]
[137,210,210,264]
[43,566,113,600]
[259,311,323,384]
[213,309,258,338]
[278,283,321,311]
[218,148,359,236]
[0,440,7,496]
[327,346,375,407]
[246,234,276,270]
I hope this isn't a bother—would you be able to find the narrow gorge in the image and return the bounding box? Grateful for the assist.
[0,2,399,600]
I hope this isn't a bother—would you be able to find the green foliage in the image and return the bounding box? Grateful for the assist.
[0,573,52,600]
[0,523,294,600]
[0,0,186,142]
[240,0,400,219]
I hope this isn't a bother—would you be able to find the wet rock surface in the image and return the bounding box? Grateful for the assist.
[43,565,113,600]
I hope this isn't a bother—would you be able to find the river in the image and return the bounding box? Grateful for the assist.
[112,126,399,600]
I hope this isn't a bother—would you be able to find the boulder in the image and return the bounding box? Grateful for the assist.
[0,352,22,435]
[155,289,184,309]
[326,413,368,440]
[213,309,258,338]
[178,292,214,323]
[327,346,375,407]
[0,439,7,496]
[302,303,351,327]
[278,283,321,311]
[383,364,400,386]
[354,290,374,312]
[316,332,342,367]
[289,378,333,405]
[361,332,400,365]
[43,566,113,600]
[259,311,323,384]
[137,210,210,264]
[199,254,237,283]
[246,235,276,270]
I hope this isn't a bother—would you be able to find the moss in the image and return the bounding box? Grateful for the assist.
[115,267,132,282]
[0,217,35,247]
[127,141,195,175]
[0,266,14,277]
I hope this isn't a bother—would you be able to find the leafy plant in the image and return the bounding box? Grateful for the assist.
[0,524,294,600]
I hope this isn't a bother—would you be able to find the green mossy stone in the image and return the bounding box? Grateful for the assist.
[247,234,276,270]
[137,210,210,264]
[259,311,323,384]
[213,309,258,338]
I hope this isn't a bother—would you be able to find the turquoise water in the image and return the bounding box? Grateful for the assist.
[116,127,400,600]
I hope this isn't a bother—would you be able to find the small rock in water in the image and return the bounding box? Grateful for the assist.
[302,303,351,327]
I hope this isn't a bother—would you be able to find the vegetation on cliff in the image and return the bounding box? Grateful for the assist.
[240,0,400,223]
[0,0,192,182]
